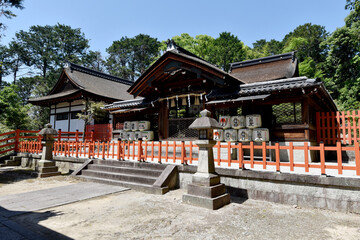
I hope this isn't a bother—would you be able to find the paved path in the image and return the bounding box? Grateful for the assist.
[0,182,128,217]
[0,182,129,239]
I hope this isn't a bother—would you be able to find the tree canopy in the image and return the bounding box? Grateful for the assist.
[106,34,161,81]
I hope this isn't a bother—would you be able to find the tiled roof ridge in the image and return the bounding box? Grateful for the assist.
[240,76,314,89]
[65,62,133,86]
[230,52,296,69]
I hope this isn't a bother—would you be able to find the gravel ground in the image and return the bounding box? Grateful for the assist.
[1,167,360,240]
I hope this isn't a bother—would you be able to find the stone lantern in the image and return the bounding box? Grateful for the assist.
[182,109,230,210]
[37,124,61,178]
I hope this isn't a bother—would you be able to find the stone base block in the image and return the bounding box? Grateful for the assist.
[37,161,61,178]
[38,172,61,178]
[187,183,226,198]
[39,161,56,167]
[39,166,59,173]
[182,192,230,210]
[192,173,220,187]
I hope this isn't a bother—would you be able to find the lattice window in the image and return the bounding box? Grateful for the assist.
[168,118,199,139]
[56,112,69,121]
[272,102,302,125]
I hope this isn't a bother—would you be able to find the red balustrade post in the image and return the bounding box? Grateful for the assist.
[14,129,20,153]
[137,141,143,161]
[158,141,162,163]
[262,141,267,170]
[320,142,326,175]
[336,141,343,175]
[91,130,95,142]
[181,141,185,164]
[238,142,243,169]
[116,141,121,160]
[289,142,294,172]
[102,142,106,159]
[58,129,62,142]
[275,142,280,172]
[75,130,79,142]
[355,141,360,176]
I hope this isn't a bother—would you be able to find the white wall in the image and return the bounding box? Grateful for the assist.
[70,119,85,132]
[51,101,86,132]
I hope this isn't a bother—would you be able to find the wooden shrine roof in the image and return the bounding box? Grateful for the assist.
[206,77,337,111]
[229,52,299,84]
[29,62,134,106]
[127,41,243,98]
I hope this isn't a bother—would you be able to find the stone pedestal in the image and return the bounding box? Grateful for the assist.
[38,160,61,178]
[37,132,61,178]
[182,140,230,210]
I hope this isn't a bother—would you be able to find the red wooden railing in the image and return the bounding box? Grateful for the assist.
[18,140,360,177]
[0,130,40,156]
[316,111,360,145]
[0,130,93,157]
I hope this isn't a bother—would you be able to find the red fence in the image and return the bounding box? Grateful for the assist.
[316,111,360,145]
[0,130,41,156]
[19,140,360,177]
[86,124,112,142]
[0,130,93,157]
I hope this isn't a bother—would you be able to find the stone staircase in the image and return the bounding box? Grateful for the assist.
[76,160,178,194]
[0,156,21,167]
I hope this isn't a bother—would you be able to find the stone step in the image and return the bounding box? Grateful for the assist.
[38,172,62,178]
[3,159,20,166]
[92,159,166,171]
[38,166,59,173]
[81,169,157,185]
[80,176,168,194]
[88,164,163,177]
[10,156,22,161]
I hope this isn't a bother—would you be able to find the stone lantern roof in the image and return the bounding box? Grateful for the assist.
[189,109,221,130]
[38,124,58,136]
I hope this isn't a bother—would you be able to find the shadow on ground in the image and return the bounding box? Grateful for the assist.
[0,168,37,185]
[0,206,73,240]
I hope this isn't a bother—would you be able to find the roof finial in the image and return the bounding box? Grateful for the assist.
[166,39,177,51]
[64,61,70,69]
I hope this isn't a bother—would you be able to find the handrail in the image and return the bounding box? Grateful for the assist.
[18,139,360,177]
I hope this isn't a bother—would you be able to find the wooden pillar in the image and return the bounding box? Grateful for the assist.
[158,101,169,140]
[68,101,72,132]
[302,97,310,141]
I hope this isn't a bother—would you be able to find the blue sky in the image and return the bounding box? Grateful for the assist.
[1,0,350,54]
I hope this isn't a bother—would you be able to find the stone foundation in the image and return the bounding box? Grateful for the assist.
[18,153,86,174]
[178,164,360,214]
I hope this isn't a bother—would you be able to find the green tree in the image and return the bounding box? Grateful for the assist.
[212,32,245,71]
[345,0,360,26]
[15,23,90,83]
[0,84,30,130]
[252,39,283,57]
[172,33,197,53]
[15,75,40,104]
[81,50,106,72]
[282,23,328,63]
[322,1,360,110]
[0,44,11,87]
[6,40,30,84]
[106,34,160,81]
[169,34,215,62]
